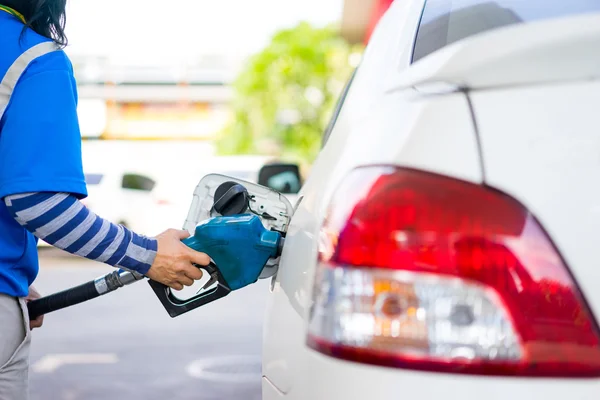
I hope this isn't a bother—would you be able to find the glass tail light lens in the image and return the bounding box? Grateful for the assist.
[308,167,600,377]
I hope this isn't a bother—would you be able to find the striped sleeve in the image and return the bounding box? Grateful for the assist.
[4,192,157,274]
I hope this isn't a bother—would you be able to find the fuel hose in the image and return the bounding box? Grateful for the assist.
[27,270,145,320]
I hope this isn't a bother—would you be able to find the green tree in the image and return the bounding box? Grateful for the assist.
[216,22,362,164]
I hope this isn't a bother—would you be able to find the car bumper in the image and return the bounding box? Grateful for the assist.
[263,349,600,400]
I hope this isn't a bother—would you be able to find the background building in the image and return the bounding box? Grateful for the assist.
[73,56,234,140]
[70,0,392,141]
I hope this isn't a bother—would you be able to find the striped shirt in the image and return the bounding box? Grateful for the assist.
[4,192,157,274]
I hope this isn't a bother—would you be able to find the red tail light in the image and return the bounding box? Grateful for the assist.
[308,166,600,377]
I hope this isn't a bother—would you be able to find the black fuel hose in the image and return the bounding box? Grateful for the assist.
[27,281,99,320]
[27,270,145,320]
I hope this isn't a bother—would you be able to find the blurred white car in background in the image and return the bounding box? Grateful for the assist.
[257,1,600,400]
[37,167,159,247]
[81,168,159,233]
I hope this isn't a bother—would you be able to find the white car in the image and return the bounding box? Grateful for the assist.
[84,169,158,229]
[259,1,600,399]
[37,168,159,247]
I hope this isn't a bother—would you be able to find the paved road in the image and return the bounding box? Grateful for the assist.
[29,249,271,400]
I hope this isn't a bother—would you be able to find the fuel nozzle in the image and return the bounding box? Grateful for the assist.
[149,214,284,317]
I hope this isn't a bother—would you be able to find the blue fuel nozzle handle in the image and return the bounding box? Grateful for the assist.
[148,214,282,318]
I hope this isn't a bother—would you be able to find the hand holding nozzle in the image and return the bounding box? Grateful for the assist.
[145,229,211,291]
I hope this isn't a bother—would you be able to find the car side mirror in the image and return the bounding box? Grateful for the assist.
[258,163,302,194]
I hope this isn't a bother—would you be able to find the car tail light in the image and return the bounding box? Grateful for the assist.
[307,166,600,377]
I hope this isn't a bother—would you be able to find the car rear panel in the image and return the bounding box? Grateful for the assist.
[263,84,600,400]
[263,89,482,397]
[471,80,600,321]
[264,74,600,400]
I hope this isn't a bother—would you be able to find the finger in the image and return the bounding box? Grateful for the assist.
[30,317,43,329]
[187,250,211,266]
[170,282,184,291]
[179,276,194,287]
[184,265,203,280]
[173,229,191,240]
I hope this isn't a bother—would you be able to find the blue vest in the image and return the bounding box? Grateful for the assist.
[0,12,87,297]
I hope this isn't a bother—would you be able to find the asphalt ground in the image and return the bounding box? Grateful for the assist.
[29,249,271,400]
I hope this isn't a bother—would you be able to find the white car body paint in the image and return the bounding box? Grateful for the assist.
[260,1,600,399]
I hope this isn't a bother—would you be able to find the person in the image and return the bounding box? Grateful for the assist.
[0,2,210,398]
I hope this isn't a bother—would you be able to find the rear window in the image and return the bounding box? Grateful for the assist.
[85,173,103,185]
[413,0,600,62]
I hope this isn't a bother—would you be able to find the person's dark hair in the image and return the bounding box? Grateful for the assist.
[1,0,68,47]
